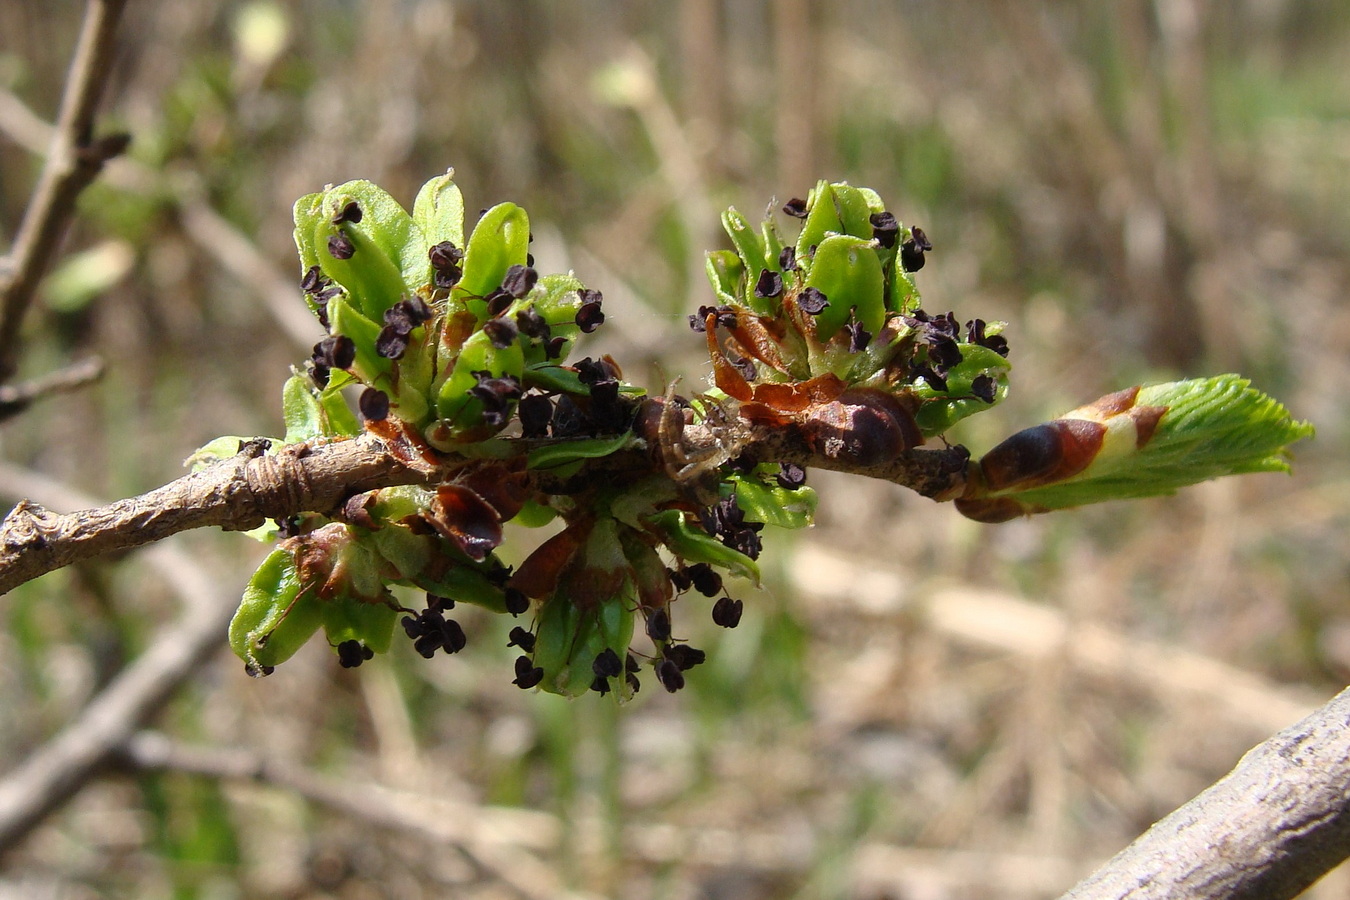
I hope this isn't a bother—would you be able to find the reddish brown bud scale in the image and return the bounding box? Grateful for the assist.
[440,309,479,356]
[362,416,443,469]
[799,388,923,467]
[342,493,378,530]
[954,496,1039,523]
[1080,385,1141,418]
[706,313,754,400]
[739,372,847,418]
[724,313,792,375]
[511,524,588,599]
[977,418,1106,492]
[1061,385,1167,449]
[555,556,629,612]
[286,523,361,602]
[751,382,816,414]
[425,485,505,561]
[457,464,530,522]
[1129,404,1167,448]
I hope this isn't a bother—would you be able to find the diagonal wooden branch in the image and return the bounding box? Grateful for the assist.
[1059,685,1350,900]
[0,424,974,597]
[0,88,319,352]
[0,0,130,382]
[0,435,428,596]
[0,576,236,856]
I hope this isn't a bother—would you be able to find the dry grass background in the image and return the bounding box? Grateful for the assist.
[1,1,1348,898]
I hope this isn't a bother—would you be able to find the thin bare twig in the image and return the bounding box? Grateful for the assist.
[0,0,132,382]
[117,732,590,900]
[0,356,104,422]
[0,85,318,353]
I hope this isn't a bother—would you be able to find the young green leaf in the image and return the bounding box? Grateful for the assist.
[410,170,465,284]
[956,375,1315,521]
[644,510,760,584]
[320,593,399,654]
[526,432,635,471]
[795,180,842,260]
[705,249,745,307]
[282,373,361,442]
[912,344,1012,436]
[328,294,393,385]
[721,208,775,312]
[831,183,880,241]
[298,183,415,322]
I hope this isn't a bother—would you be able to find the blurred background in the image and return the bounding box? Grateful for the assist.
[1,1,1347,897]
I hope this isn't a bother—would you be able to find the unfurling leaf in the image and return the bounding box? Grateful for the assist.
[956,375,1315,522]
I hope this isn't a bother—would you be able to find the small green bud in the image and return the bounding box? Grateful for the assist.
[956,375,1315,521]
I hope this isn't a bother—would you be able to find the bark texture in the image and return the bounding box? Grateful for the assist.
[1061,686,1350,899]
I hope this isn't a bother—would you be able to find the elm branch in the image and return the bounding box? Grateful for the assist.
[0,436,426,596]
[0,426,973,597]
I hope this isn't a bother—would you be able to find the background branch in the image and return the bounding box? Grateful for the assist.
[0,355,104,422]
[1060,685,1350,899]
[0,0,130,382]
[117,731,588,900]
[0,88,319,352]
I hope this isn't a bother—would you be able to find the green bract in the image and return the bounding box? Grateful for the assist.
[229,548,321,673]
[294,182,413,322]
[803,234,886,340]
[455,202,530,316]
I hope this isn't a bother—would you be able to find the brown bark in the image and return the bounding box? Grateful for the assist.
[0,425,973,597]
[0,436,426,596]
